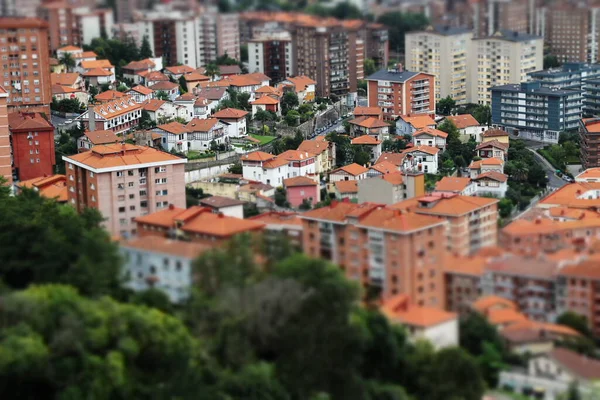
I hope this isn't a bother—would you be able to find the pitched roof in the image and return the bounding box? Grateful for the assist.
[95,90,126,101]
[8,112,52,130]
[331,163,369,176]
[123,59,155,71]
[285,75,316,91]
[185,117,220,132]
[144,71,169,82]
[73,51,97,59]
[242,151,275,162]
[472,295,518,314]
[443,254,487,277]
[251,95,279,105]
[50,72,80,86]
[143,98,166,112]
[284,176,318,187]
[353,106,382,116]
[249,211,302,227]
[82,67,113,77]
[52,84,80,95]
[403,145,440,155]
[575,167,600,181]
[149,81,179,91]
[351,135,381,145]
[434,177,473,192]
[358,207,444,232]
[381,171,405,185]
[91,96,141,120]
[559,256,600,280]
[382,295,457,328]
[445,114,480,129]
[349,116,389,129]
[83,129,119,145]
[476,139,509,151]
[81,59,113,69]
[392,194,498,217]
[157,121,189,135]
[64,144,184,170]
[129,85,153,95]
[199,195,246,208]
[17,174,68,202]
[165,65,195,75]
[195,87,228,101]
[376,152,406,166]
[369,161,398,174]
[58,45,82,52]
[184,71,210,82]
[400,114,436,129]
[121,235,208,259]
[278,150,315,162]
[219,64,242,75]
[549,348,600,380]
[501,321,581,344]
[175,92,197,101]
[487,308,528,326]
[538,181,600,209]
[473,171,508,183]
[334,180,358,193]
[482,128,509,138]
[213,108,249,119]
[298,139,329,155]
[469,157,504,169]
[413,127,448,139]
[485,254,559,279]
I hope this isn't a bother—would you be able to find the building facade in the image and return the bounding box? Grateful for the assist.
[248,32,293,84]
[63,144,187,237]
[0,86,9,186]
[491,82,581,144]
[405,26,472,104]
[580,118,600,169]
[0,18,52,115]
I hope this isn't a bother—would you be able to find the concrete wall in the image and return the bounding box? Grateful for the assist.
[185,164,233,183]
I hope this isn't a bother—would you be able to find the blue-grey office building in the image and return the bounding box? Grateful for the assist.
[528,63,600,116]
[490,81,581,144]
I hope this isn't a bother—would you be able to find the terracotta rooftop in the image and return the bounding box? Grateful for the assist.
[476,139,509,151]
[184,71,210,82]
[369,161,398,174]
[157,121,189,135]
[242,151,275,162]
[129,85,153,95]
[122,59,155,71]
[249,211,302,227]
[358,207,445,233]
[199,195,246,208]
[482,128,509,138]
[278,150,315,162]
[298,139,329,155]
[8,112,53,130]
[331,163,369,176]
[413,127,448,139]
[559,256,600,280]
[443,254,487,276]
[403,145,440,156]
[353,106,382,116]
[334,180,358,193]
[175,93,197,102]
[349,116,389,129]
[284,76,316,91]
[251,96,279,105]
[549,348,600,380]
[121,235,208,259]
[381,171,405,185]
[90,96,141,120]
[165,65,195,75]
[469,157,504,169]
[400,114,436,129]
[486,254,559,279]
[445,114,480,129]
[81,59,113,70]
[382,295,457,328]
[64,144,185,170]
[58,45,82,52]
[50,72,80,86]
[143,71,169,82]
[213,108,249,119]
[391,194,498,217]
[376,152,406,166]
[302,200,376,222]
[83,129,119,145]
[17,174,68,202]
[95,90,126,102]
[575,167,600,181]
[487,308,528,326]
[284,176,318,187]
[472,295,518,314]
[501,320,580,344]
[538,181,600,209]
[434,177,472,193]
[149,81,179,91]
[186,117,220,132]
[473,171,508,183]
[52,84,80,95]
[142,98,166,112]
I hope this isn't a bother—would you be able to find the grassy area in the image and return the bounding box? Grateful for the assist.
[187,151,215,160]
[250,134,276,145]
[566,155,581,165]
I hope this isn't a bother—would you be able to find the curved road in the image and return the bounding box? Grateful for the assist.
[527,148,567,189]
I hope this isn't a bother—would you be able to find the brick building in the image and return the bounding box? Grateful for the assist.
[580,118,600,169]
[0,86,9,186]
[62,144,187,237]
[8,111,55,182]
[0,17,52,115]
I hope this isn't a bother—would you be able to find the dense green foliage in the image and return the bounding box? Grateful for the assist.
[51,97,85,114]
[377,12,429,54]
[84,37,140,77]
[505,139,548,211]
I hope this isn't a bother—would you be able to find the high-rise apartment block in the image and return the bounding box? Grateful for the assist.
[248,32,293,84]
[405,26,472,104]
[39,1,114,51]
[580,118,600,169]
[471,30,543,105]
[366,66,435,120]
[0,17,52,115]
[0,86,10,186]
[490,82,581,144]
[472,0,530,38]
[62,144,187,237]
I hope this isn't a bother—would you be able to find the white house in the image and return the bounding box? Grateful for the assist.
[126,85,154,103]
[351,135,382,163]
[476,140,508,161]
[143,99,177,122]
[412,128,448,151]
[434,176,477,196]
[174,93,196,119]
[250,95,281,117]
[213,108,249,137]
[149,81,180,101]
[56,45,83,60]
[382,295,458,350]
[334,180,359,201]
[280,76,317,104]
[185,118,227,151]
[472,171,508,198]
[122,59,157,84]
[396,114,436,136]
[193,97,211,119]
[153,121,189,153]
[77,129,119,151]
[401,146,440,174]
[121,236,206,303]
[329,163,369,182]
[226,73,270,99]
[277,150,317,178]
[468,157,504,178]
[445,114,487,143]
[82,68,114,86]
[199,195,246,219]
[241,151,290,186]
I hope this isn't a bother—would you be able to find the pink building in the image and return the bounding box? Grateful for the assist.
[63,144,187,237]
[283,176,319,208]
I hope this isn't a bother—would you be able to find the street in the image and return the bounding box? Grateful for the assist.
[527,148,567,189]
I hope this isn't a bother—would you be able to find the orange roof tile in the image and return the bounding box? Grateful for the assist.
[445,114,480,129]
[559,256,600,280]
[143,98,166,112]
[472,295,518,313]
[353,106,382,116]
[469,157,504,169]
[82,67,112,77]
[284,176,317,187]
[538,181,600,209]
[180,209,265,237]
[64,144,185,170]
[298,139,329,155]
[351,134,381,145]
[382,295,457,328]
[476,140,508,151]
[95,90,125,101]
[249,211,302,227]
[58,45,82,52]
[359,207,444,233]
[186,117,220,132]
[263,157,289,169]
[444,254,487,276]
[278,150,315,161]
[157,121,189,135]
[91,96,141,120]
[165,65,195,75]
[83,129,119,145]
[375,152,405,166]
[242,151,275,162]
[369,161,398,174]
[482,128,509,138]
[413,127,448,139]
[81,60,113,70]
[8,112,52,130]
[331,163,369,176]
[184,71,210,82]
[150,81,178,91]
[122,235,208,259]
[73,51,98,59]
[285,76,316,92]
[502,320,581,340]
[353,117,389,129]
[435,177,472,192]
[400,114,436,129]
[302,200,373,222]
[17,174,68,202]
[334,180,358,193]
[406,194,498,217]
[473,171,508,183]
[487,308,528,326]
[575,168,600,181]
[144,71,169,82]
[129,85,153,95]
[123,59,155,71]
[403,145,440,156]
[213,108,249,119]
[251,96,279,105]
[50,72,80,86]
[52,84,80,95]
[382,171,404,185]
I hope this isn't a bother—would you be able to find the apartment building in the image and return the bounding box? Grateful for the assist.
[62,144,187,237]
[580,118,600,169]
[471,30,543,105]
[134,204,265,246]
[535,5,600,64]
[357,171,425,205]
[247,32,293,83]
[0,18,52,115]
[0,86,9,186]
[297,137,336,174]
[391,194,499,256]
[8,111,55,181]
[364,22,389,69]
[473,0,531,38]
[301,201,448,305]
[443,253,488,315]
[528,63,600,117]
[366,66,435,120]
[490,82,581,144]
[405,26,472,104]
[39,1,114,51]
[78,97,142,135]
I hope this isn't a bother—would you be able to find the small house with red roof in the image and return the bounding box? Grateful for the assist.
[444,114,486,143]
[153,121,189,153]
[468,157,504,178]
[122,59,157,84]
[251,95,281,117]
[284,176,320,208]
[396,114,436,136]
[77,129,120,151]
[213,108,249,137]
[329,163,369,182]
[241,151,290,186]
[412,127,448,150]
[126,85,154,103]
[279,76,317,103]
[149,81,180,101]
[185,118,226,151]
[348,116,390,140]
[402,145,440,174]
[351,135,382,162]
[476,140,509,161]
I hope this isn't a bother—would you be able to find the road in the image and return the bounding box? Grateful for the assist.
[527,148,567,189]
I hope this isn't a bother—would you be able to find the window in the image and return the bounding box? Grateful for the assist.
[155,178,167,184]
[119,207,126,213]
[156,201,169,208]
[156,189,168,196]
[128,170,134,176]
[116,171,124,177]
[119,218,127,226]
[128,182,134,187]
[118,195,125,201]
[176,261,182,271]
[139,190,147,196]
[129,194,135,199]
[117,183,125,189]
[89,171,94,178]
[155,166,167,173]
[90,183,95,190]
[140,201,148,208]
[129,205,136,211]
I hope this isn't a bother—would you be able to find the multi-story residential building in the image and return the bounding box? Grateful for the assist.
[366,66,435,120]
[405,26,472,104]
[391,194,499,256]
[443,253,488,315]
[8,111,54,182]
[77,97,142,135]
[249,211,303,250]
[185,118,226,151]
[39,2,114,51]
[0,17,52,116]
[134,204,265,246]
[490,81,581,144]
[301,201,448,305]
[482,254,560,322]
[213,108,249,138]
[471,30,543,105]
[297,137,336,174]
[473,0,531,38]
[63,144,186,237]
[528,63,600,117]
[0,86,9,186]
[535,5,600,64]
[121,235,207,303]
[364,22,389,69]
[357,171,425,205]
[247,32,293,84]
[580,118,600,169]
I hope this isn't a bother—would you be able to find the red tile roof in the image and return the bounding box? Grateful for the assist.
[376,152,406,166]
[95,90,126,102]
[445,114,480,129]
[83,129,119,145]
[242,151,275,162]
[482,128,509,138]
[413,127,448,139]
[51,72,80,86]
[284,176,317,187]
[549,348,600,380]
[400,114,436,129]
[122,235,208,259]
[473,171,508,183]
[17,174,68,202]
[213,108,249,119]
[8,112,52,130]
[129,85,153,95]
[331,163,369,176]
[157,121,189,135]
[65,144,184,170]
[165,65,195,75]
[334,180,358,193]
[143,98,166,112]
[150,81,179,91]
[186,117,220,132]
[434,177,472,192]
[382,295,457,328]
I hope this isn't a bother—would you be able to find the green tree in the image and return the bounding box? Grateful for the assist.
[473,105,491,125]
[139,109,154,129]
[52,98,85,113]
[284,110,300,126]
[329,2,362,19]
[364,58,377,77]
[228,162,243,174]
[426,347,485,400]
[130,288,174,314]
[205,63,220,80]
[436,96,455,116]
[377,12,429,54]
[353,146,372,166]
[140,35,154,58]
[556,312,593,338]
[274,187,289,208]
[281,92,300,115]
[0,191,122,297]
[544,54,561,69]
[155,90,169,100]
[179,75,188,93]
[59,52,76,72]
[116,83,128,92]
[498,198,514,218]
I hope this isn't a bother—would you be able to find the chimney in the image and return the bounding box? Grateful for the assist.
[168,204,175,210]
[396,63,403,72]
[88,105,96,132]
